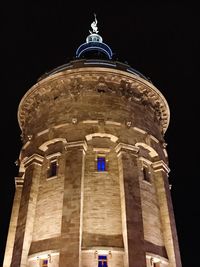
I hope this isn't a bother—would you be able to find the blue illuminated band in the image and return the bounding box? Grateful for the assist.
[76,42,113,59]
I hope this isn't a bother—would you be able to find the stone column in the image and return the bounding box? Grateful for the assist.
[3,178,23,267]
[116,143,146,267]
[152,161,182,267]
[10,154,44,267]
[60,141,87,267]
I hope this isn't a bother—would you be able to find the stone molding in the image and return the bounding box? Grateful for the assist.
[15,177,24,188]
[81,247,124,253]
[135,142,159,158]
[65,140,88,152]
[39,138,67,152]
[133,127,147,135]
[22,140,31,150]
[93,148,111,153]
[18,68,170,134]
[163,149,168,158]
[36,129,50,137]
[146,253,169,265]
[138,156,153,166]
[152,160,170,174]
[115,143,139,155]
[23,154,44,167]
[85,133,118,143]
[46,152,62,160]
[149,134,159,143]
[28,250,59,261]
[82,120,99,124]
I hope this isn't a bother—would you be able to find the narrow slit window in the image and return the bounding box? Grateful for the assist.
[48,160,57,178]
[143,165,150,182]
[98,255,108,267]
[97,157,106,171]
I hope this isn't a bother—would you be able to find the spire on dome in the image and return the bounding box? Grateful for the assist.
[75,14,113,60]
[89,13,99,34]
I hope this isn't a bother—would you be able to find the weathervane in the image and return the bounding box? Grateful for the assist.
[89,13,99,34]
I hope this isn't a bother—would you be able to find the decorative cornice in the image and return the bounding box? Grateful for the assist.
[18,68,170,134]
[24,154,44,167]
[65,140,88,152]
[115,143,139,155]
[152,160,170,173]
[15,177,24,188]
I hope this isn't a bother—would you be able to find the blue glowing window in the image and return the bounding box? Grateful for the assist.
[97,157,106,171]
[98,255,108,267]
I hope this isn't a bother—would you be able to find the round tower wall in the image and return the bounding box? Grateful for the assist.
[15,66,171,267]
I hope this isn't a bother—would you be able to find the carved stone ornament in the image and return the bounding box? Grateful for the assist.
[18,69,169,134]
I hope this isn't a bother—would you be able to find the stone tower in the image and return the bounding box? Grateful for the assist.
[3,17,182,267]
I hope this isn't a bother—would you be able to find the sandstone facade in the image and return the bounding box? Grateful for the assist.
[3,59,182,267]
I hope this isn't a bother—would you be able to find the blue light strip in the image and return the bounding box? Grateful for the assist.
[76,42,113,59]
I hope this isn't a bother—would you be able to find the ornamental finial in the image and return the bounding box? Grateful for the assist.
[89,13,98,34]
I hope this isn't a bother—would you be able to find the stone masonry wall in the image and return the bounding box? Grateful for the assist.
[82,139,123,248]
[3,64,182,267]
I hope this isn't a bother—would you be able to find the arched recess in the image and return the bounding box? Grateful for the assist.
[135,142,158,158]
[38,138,67,152]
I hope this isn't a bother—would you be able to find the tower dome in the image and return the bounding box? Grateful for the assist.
[76,15,112,59]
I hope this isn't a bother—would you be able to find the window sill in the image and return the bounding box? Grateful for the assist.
[46,175,57,181]
[94,171,108,173]
[142,179,152,185]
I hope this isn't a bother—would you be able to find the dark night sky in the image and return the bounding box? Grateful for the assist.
[0,2,199,266]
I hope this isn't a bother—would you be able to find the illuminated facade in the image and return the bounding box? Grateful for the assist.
[3,18,182,267]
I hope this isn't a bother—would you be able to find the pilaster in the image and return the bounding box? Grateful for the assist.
[115,143,146,267]
[152,161,182,267]
[60,141,87,267]
[10,154,44,267]
[3,178,23,267]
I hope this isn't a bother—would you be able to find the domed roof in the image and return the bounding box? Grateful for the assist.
[76,15,113,60]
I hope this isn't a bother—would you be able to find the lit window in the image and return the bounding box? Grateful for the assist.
[97,157,106,171]
[48,160,57,178]
[42,259,48,267]
[98,255,108,267]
